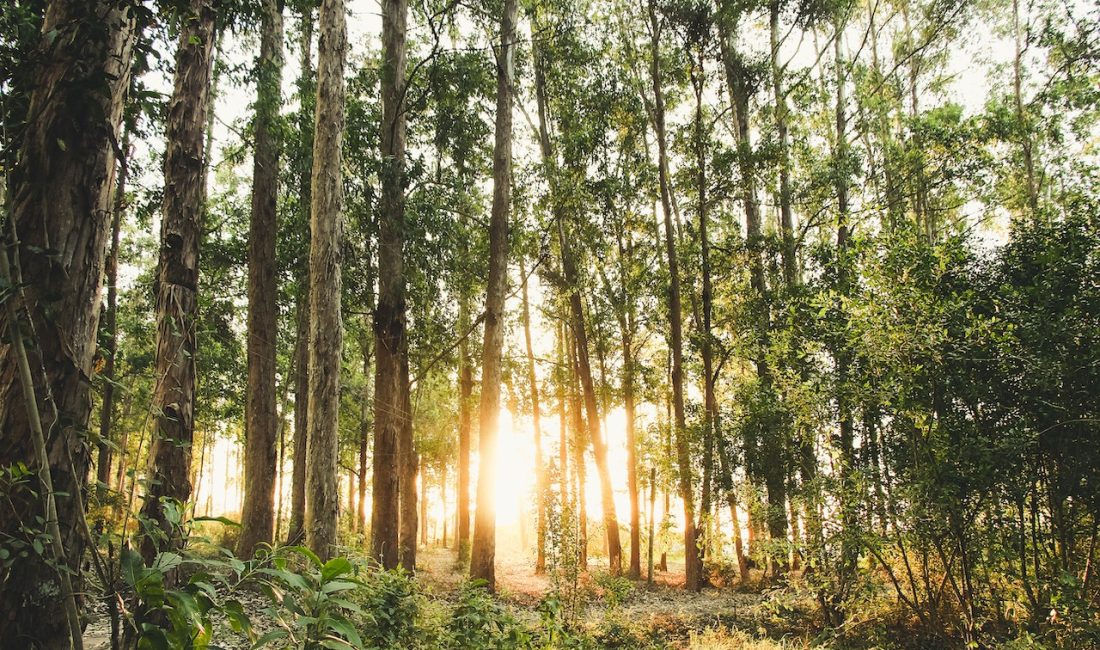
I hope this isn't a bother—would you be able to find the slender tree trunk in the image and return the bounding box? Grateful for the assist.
[287,4,314,546]
[456,299,473,562]
[358,326,372,536]
[140,0,215,567]
[239,0,284,558]
[470,0,516,590]
[568,335,589,571]
[96,137,128,498]
[372,0,409,570]
[720,9,787,573]
[692,47,718,580]
[647,0,701,591]
[420,457,429,546]
[1012,0,1038,215]
[399,357,418,570]
[520,259,548,574]
[304,0,347,561]
[769,0,797,287]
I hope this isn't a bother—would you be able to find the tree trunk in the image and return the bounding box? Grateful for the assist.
[0,2,134,632]
[239,0,284,558]
[371,0,409,571]
[568,335,589,572]
[719,8,787,573]
[287,3,314,546]
[456,299,473,562]
[520,259,548,574]
[769,0,797,287]
[399,357,418,570]
[470,0,515,590]
[647,0,700,591]
[96,136,128,499]
[304,0,347,561]
[358,326,372,536]
[139,0,215,567]
[692,45,717,581]
[1012,0,1038,215]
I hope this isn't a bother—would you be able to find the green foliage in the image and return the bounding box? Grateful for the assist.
[444,580,530,649]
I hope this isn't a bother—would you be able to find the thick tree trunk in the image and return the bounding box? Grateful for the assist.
[96,140,128,497]
[519,259,548,574]
[304,0,347,561]
[470,0,515,590]
[239,0,284,558]
[371,0,410,570]
[140,0,215,566]
[456,299,473,561]
[0,6,132,643]
[647,0,701,591]
[287,6,314,545]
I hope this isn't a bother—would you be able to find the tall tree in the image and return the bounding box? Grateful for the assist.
[456,298,473,561]
[239,0,285,558]
[304,0,347,561]
[372,0,410,570]
[140,0,216,565]
[646,0,701,591]
[0,0,133,643]
[519,258,547,574]
[287,3,314,545]
[470,0,516,589]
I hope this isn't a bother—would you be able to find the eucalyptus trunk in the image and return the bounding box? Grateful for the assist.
[239,0,284,558]
[0,0,132,642]
[372,0,410,570]
[140,0,215,566]
[647,0,701,591]
[304,0,347,561]
[470,0,516,589]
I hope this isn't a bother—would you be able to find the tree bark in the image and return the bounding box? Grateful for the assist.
[769,0,797,288]
[304,0,347,561]
[399,357,418,570]
[287,5,314,546]
[239,0,285,558]
[470,0,516,590]
[139,0,215,567]
[647,0,701,591]
[520,259,548,574]
[456,298,473,561]
[372,0,409,570]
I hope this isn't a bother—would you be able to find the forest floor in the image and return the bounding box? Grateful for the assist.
[83,546,823,649]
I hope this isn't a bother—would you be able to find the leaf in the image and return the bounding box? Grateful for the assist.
[321,557,353,582]
[326,618,363,648]
[193,515,241,527]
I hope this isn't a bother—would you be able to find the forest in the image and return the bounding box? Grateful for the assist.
[0,0,1097,647]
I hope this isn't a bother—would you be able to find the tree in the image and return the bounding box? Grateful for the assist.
[372,0,411,570]
[239,0,285,558]
[646,0,701,591]
[287,2,314,545]
[470,0,516,589]
[304,0,347,561]
[0,0,133,642]
[140,0,215,565]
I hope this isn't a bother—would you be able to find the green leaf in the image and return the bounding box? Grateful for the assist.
[326,618,362,647]
[321,557,353,582]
